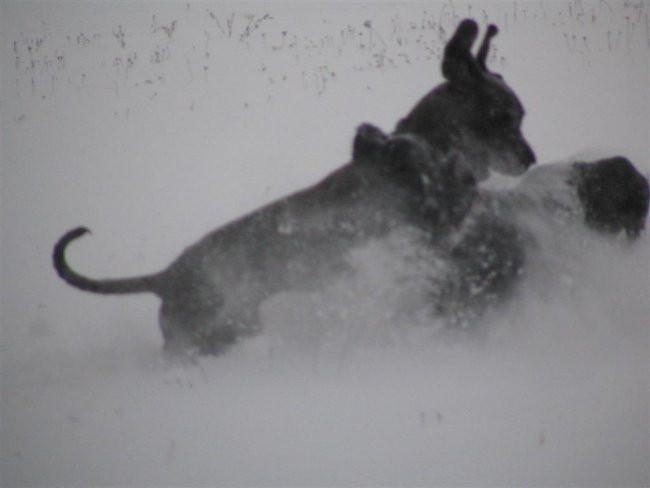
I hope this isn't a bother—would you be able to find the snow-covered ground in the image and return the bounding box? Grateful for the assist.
[1,1,648,486]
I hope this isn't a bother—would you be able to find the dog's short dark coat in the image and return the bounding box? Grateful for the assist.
[54,18,647,352]
[54,125,477,355]
[573,157,649,238]
[434,156,649,325]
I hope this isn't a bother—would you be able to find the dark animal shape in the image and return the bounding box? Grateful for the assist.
[433,206,526,327]
[436,156,649,326]
[573,157,649,238]
[507,157,649,239]
[54,125,477,356]
[395,19,536,181]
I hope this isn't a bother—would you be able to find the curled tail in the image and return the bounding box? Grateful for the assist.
[53,227,163,296]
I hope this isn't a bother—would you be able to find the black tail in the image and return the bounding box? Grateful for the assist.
[53,227,163,296]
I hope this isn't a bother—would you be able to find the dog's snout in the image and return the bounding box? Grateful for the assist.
[521,143,536,167]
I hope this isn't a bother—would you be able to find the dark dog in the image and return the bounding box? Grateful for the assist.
[395,19,536,181]
[573,157,649,238]
[501,157,650,239]
[432,205,526,326]
[54,125,476,355]
[434,157,649,325]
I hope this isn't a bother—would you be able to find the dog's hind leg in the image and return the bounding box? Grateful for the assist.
[200,309,262,355]
[159,300,262,357]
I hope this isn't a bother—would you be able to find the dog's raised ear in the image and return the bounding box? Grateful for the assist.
[476,24,498,71]
[352,123,387,161]
[441,19,480,83]
[442,20,499,83]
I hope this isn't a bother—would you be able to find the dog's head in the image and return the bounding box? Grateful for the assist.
[395,19,536,181]
[573,157,650,239]
[354,123,477,230]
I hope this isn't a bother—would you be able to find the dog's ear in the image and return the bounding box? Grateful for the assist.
[476,24,498,71]
[441,19,481,84]
[442,20,500,84]
[352,123,387,161]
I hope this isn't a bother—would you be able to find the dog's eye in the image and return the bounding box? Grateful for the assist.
[487,106,521,127]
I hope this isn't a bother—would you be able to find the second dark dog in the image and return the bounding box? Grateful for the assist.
[435,156,649,325]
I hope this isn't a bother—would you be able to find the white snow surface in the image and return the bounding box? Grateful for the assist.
[1,1,649,486]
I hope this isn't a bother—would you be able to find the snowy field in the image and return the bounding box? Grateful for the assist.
[1,1,649,486]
